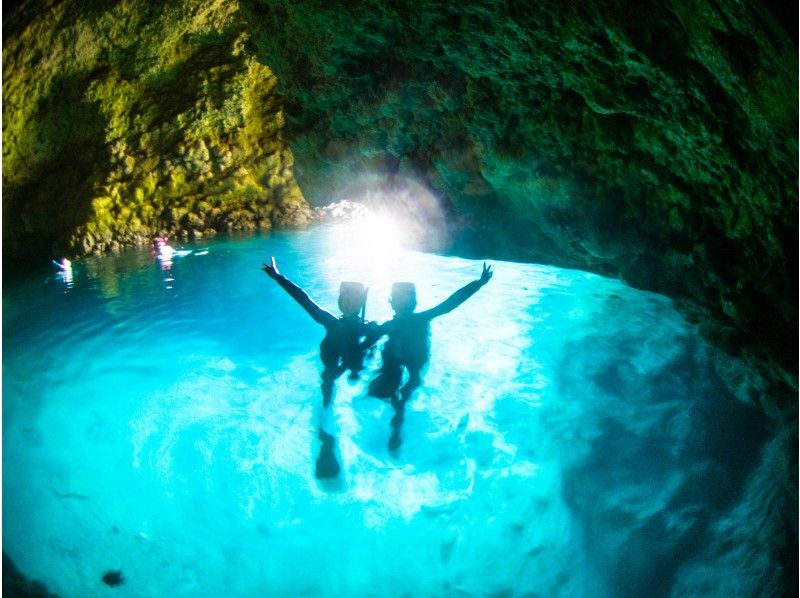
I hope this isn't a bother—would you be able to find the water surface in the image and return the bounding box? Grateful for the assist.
[2,224,784,596]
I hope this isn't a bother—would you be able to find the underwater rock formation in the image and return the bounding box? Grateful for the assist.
[2,551,59,597]
[2,0,797,395]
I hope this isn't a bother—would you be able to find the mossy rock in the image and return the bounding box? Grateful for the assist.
[2,0,311,268]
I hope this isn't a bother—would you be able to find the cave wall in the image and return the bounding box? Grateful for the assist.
[2,0,797,392]
[2,0,310,264]
[240,0,798,391]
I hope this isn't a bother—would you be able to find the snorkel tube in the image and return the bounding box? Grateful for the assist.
[360,288,369,323]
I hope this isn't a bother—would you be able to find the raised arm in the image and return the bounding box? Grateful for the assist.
[263,257,337,327]
[419,262,493,320]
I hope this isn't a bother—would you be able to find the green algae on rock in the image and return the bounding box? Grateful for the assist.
[2,0,310,262]
[3,0,797,397]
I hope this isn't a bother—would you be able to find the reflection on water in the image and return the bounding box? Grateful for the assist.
[55,269,74,290]
[2,223,789,597]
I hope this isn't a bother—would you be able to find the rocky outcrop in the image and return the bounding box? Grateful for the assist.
[2,551,59,597]
[2,0,310,264]
[2,0,797,396]
[241,0,798,397]
[1,2,797,594]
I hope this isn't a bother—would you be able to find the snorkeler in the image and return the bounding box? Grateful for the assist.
[52,257,72,272]
[51,257,74,288]
[366,263,493,450]
[151,235,175,261]
[262,257,375,408]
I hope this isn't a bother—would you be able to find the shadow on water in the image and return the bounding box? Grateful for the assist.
[559,332,770,597]
[315,428,342,482]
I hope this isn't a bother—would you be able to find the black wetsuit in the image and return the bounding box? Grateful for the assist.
[272,273,373,405]
[368,279,485,402]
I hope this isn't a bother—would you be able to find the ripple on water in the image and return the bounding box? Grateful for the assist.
[2,227,783,597]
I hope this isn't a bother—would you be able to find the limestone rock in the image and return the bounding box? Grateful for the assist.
[242,0,798,395]
[2,0,311,263]
[2,0,797,395]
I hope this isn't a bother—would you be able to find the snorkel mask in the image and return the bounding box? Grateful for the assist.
[338,281,368,317]
[390,282,417,314]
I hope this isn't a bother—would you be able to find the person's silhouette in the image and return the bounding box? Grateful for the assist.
[315,428,341,480]
[263,257,374,407]
[367,263,493,451]
[263,257,377,480]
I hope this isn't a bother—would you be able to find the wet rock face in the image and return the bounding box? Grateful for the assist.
[2,1,796,391]
[2,551,58,597]
[2,0,310,263]
[241,0,797,391]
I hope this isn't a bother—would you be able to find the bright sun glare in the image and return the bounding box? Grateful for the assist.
[355,211,404,255]
[324,208,412,303]
[321,175,448,300]
[329,209,407,264]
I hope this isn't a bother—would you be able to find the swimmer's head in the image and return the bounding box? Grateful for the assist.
[390,282,416,315]
[338,281,367,317]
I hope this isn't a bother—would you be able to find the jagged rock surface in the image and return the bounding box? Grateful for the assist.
[2,0,797,394]
[241,0,798,396]
[2,0,310,261]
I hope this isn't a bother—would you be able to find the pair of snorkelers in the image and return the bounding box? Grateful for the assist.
[262,257,493,459]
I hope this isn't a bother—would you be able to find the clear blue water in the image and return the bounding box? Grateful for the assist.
[2,223,789,596]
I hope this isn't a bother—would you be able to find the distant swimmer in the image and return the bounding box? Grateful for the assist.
[152,236,175,260]
[52,257,74,287]
[52,257,72,272]
[366,263,493,451]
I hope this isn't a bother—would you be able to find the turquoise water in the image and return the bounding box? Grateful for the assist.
[2,223,788,596]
